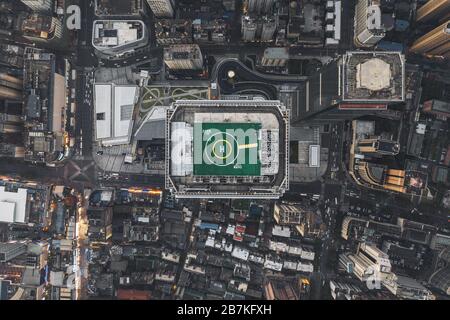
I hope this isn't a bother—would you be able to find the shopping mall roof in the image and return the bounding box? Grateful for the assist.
[94,83,138,146]
[0,187,28,224]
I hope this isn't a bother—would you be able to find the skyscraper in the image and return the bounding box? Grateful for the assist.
[0,242,27,262]
[20,0,53,12]
[354,0,386,47]
[416,0,450,23]
[146,0,174,18]
[163,44,203,70]
[410,20,450,59]
[241,16,257,42]
[347,242,392,282]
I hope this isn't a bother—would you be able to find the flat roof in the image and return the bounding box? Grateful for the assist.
[95,84,112,140]
[92,20,145,49]
[94,83,137,145]
[309,145,320,167]
[166,100,289,199]
[0,187,28,224]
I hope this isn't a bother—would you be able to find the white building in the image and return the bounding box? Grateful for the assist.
[164,44,203,70]
[146,0,174,18]
[0,186,29,224]
[94,84,138,146]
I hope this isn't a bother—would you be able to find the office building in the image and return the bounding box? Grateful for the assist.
[422,99,450,119]
[155,19,193,45]
[410,20,450,58]
[0,143,25,158]
[0,113,23,133]
[87,207,113,242]
[347,242,392,282]
[357,138,400,156]
[21,13,63,42]
[247,0,275,14]
[354,0,386,47]
[383,274,435,300]
[20,0,53,13]
[274,203,303,225]
[94,83,139,146]
[92,20,149,59]
[416,0,450,23]
[0,186,31,224]
[429,266,450,296]
[163,44,203,70]
[22,49,68,164]
[242,15,277,42]
[241,16,257,42]
[261,47,289,67]
[166,100,290,199]
[0,242,27,262]
[292,51,405,123]
[0,73,22,100]
[94,0,145,17]
[146,0,174,18]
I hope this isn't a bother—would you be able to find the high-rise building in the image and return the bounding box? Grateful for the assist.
[0,143,25,158]
[247,0,275,14]
[410,20,450,59]
[0,113,23,133]
[261,47,289,67]
[92,20,149,59]
[416,0,450,23]
[292,51,405,123]
[354,0,386,47]
[146,0,174,18]
[0,72,22,100]
[163,44,203,70]
[21,13,63,42]
[357,138,400,156]
[20,0,53,12]
[422,99,450,119]
[274,203,303,225]
[241,16,257,42]
[0,242,27,262]
[347,242,392,282]
[260,16,277,42]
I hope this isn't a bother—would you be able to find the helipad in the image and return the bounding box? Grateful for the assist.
[193,122,262,176]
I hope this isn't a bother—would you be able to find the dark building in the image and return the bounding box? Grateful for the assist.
[87,207,113,242]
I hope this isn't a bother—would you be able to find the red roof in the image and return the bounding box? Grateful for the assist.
[339,103,387,110]
[117,289,151,300]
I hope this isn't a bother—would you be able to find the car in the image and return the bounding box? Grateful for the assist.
[96,151,104,155]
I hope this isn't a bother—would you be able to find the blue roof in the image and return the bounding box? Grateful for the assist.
[376,41,404,52]
[395,19,409,32]
[199,222,219,230]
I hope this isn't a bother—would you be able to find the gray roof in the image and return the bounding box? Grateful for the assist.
[134,119,165,140]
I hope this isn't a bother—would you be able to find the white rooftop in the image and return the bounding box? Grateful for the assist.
[356,58,391,91]
[0,187,28,224]
[94,83,138,146]
[93,20,143,49]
